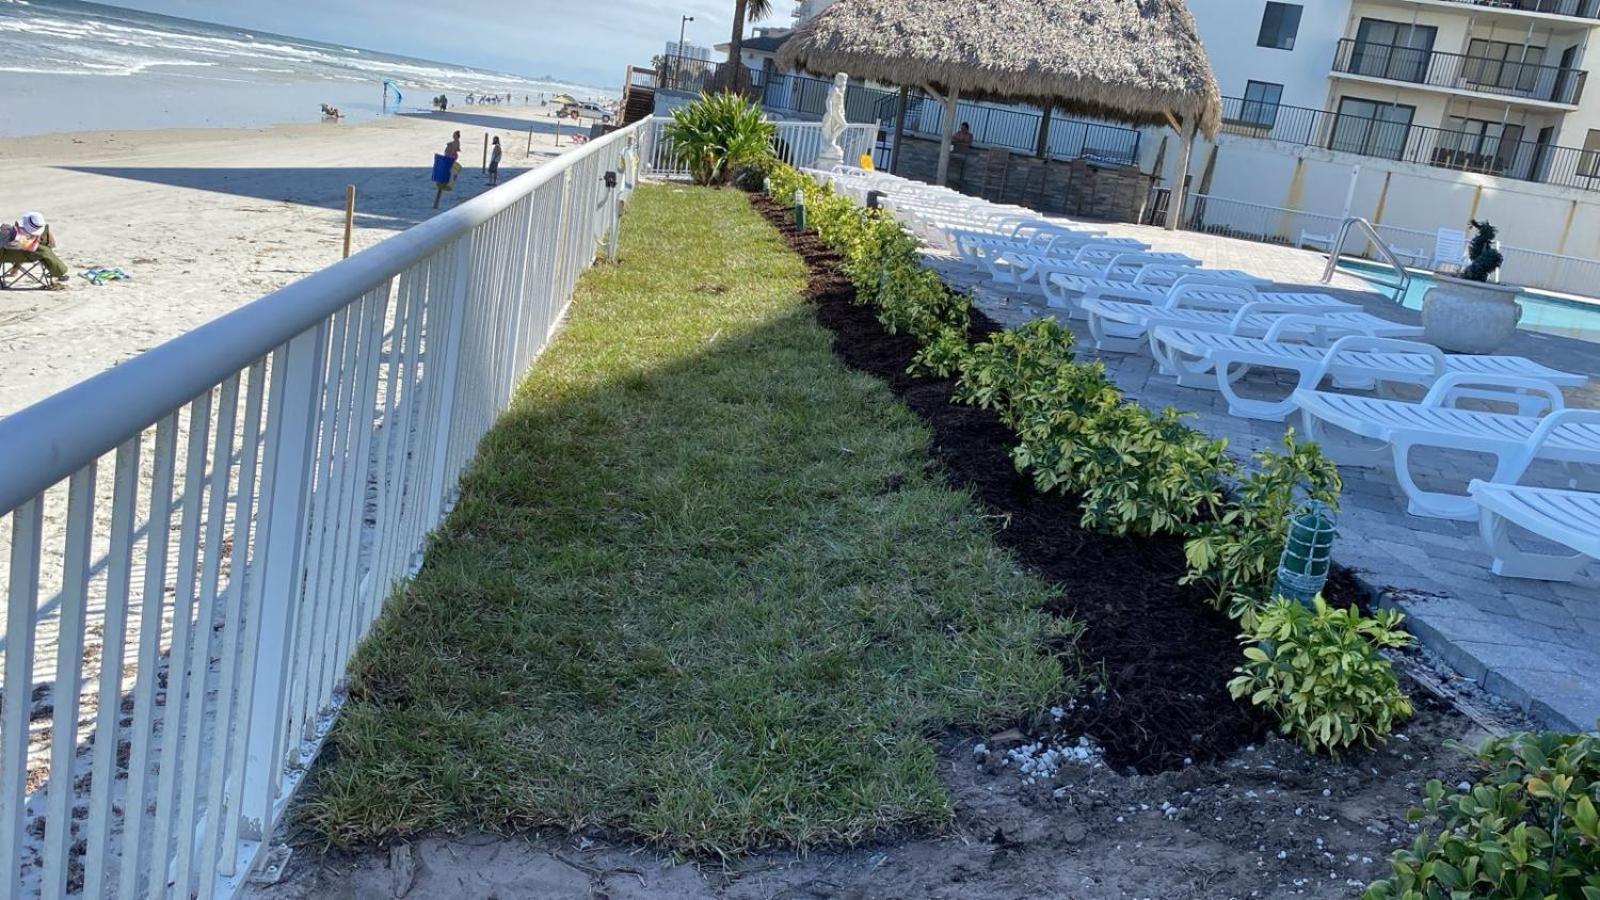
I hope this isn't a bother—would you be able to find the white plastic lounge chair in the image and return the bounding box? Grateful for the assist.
[1040,269,1264,314]
[1297,230,1333,252]
[1044,279,1257,319]
[976,237,1143,286]
[1035,250,1201,282]
[1430,227,1467,272]
[1470,475,1600,581]
[1080,294,1408,353]
[1148,330,1589,421]
[1295,375,1600,520]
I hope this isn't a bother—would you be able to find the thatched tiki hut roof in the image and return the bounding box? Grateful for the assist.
[776,0,1221,229]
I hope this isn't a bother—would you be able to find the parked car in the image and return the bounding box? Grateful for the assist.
[560,101,613,123]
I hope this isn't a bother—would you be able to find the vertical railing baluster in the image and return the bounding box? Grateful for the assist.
[81,438,141,898]
[0,497,44,891]
[40,465,98,900]
[117,415,179,900]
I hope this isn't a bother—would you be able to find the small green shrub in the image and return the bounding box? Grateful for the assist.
[731,154,779,192]
[1009,361,1123,495]
[1077,406,1234,538]
[909,324,972,378]
[663,93,776,186]
[1229,595,1413,755]
[1366,728,1600,899]
[954,319,1078,426]
[1183,431,1343,611]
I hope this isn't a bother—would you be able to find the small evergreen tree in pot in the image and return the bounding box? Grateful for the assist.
[1460,219,1504,282]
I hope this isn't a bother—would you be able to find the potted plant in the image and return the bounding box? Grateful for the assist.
[1421,220,1522,354]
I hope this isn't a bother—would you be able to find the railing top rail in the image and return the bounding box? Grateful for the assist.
[1404,0,1600,19]
[1334,37,1587,75]
[0,120,646,515]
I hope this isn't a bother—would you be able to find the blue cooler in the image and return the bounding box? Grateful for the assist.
[431,154,454,184]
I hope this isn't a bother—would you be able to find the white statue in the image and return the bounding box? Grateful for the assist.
[816,71,849,169]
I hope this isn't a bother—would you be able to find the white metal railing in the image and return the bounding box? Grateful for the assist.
[638,116,877,177]
[0,120,645,899]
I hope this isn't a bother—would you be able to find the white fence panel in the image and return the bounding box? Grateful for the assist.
[639,116,877,177]
[0,120,645,899]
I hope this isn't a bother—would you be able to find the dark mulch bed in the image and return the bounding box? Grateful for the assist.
[749,193,1273,773]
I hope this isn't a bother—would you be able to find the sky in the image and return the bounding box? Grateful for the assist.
[107,0,791,88]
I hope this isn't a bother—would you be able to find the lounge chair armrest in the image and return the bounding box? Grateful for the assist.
[1420,371,1567,412]
[1263,314,1372,344]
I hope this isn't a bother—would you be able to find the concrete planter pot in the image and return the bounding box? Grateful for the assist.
[1421,275,1523,354]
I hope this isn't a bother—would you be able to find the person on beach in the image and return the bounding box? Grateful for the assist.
[445,130,463,186]
[1,212,68,290]
[488,136,502,185]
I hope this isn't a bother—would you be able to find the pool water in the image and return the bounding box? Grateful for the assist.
[1336,259,1600,344]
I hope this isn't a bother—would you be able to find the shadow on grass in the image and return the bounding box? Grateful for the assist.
[295,183,1077,858]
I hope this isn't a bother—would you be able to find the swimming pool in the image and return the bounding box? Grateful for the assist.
[1336,259,1600,344]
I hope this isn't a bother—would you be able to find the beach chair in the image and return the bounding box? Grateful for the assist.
[1469,477,1600,581]
[0,258,54,290]
[1148,329,1588,421]
[1429,227,1467,272]
[1080,293,1396,353]
[1036,250,1201,283]
[1295,375,1600,520]
[1042,277,1257,319]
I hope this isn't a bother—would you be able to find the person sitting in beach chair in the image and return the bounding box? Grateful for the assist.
[1,212,68,291]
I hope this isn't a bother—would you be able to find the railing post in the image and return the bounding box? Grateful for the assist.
[424,236,474,514]
[236,325,325,841]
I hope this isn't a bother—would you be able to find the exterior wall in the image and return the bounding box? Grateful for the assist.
[1197,132,1600,259]
[1186,0,1352,109]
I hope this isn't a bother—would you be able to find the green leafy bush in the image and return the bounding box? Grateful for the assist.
[663,93,776,186]
[1183,431,1343,612]
[1366,728,1600,899]
[1229,596,1413,755]
[954,319,1078,426]
[910,324,973,378]
[1077,406,1234,538]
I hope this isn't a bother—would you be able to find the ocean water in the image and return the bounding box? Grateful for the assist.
[0,0,613,136]
[1337,259,1600,343]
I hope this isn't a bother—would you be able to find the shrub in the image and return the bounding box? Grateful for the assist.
[910,324,973,378]
[1229,596,1413,755]
[1461,219,1505,283]
[1077,406,1234,538]
[663,93,776,186]
[1183,430,1343,612]
[731,154,779,192]
[954,319,1078,426]
[1366,728,1600,899]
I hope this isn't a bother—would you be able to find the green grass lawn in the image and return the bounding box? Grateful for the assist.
[300,183,1076,856]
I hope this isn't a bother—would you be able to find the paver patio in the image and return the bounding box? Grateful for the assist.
[922,228,1600,731]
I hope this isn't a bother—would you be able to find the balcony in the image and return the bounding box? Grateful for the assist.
[1415,0,1600,21]
[1218,95,1600,190]
[1331,38,1587,106]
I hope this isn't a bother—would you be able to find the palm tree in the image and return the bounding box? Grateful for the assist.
[720,0,772,94]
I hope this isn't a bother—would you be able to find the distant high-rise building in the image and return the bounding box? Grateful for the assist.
[665,40,711,61]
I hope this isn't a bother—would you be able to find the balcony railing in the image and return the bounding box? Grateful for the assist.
[1332,38,1587,104]
[1219,95,1600,191]
[1422,0,1600,20]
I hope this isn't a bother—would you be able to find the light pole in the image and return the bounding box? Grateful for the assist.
[678,14,694,57]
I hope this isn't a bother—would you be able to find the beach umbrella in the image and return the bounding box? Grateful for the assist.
[777,0,1221,229]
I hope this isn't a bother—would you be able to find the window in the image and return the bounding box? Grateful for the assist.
[1349,19,1437,83]
[1239,80,1284,127]
[1437,117,1526,174]
[1257,2,1302,50]
[1579,129,1600,178]
[1329,96,1415,160]
[1465,39,1546,93]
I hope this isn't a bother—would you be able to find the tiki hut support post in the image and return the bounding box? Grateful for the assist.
[1035,102,1053,159]
[892,85,910,174]
[927,85,961,186]
[1167,114,1194,231]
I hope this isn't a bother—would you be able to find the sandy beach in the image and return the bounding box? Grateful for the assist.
[0,104,587,417]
